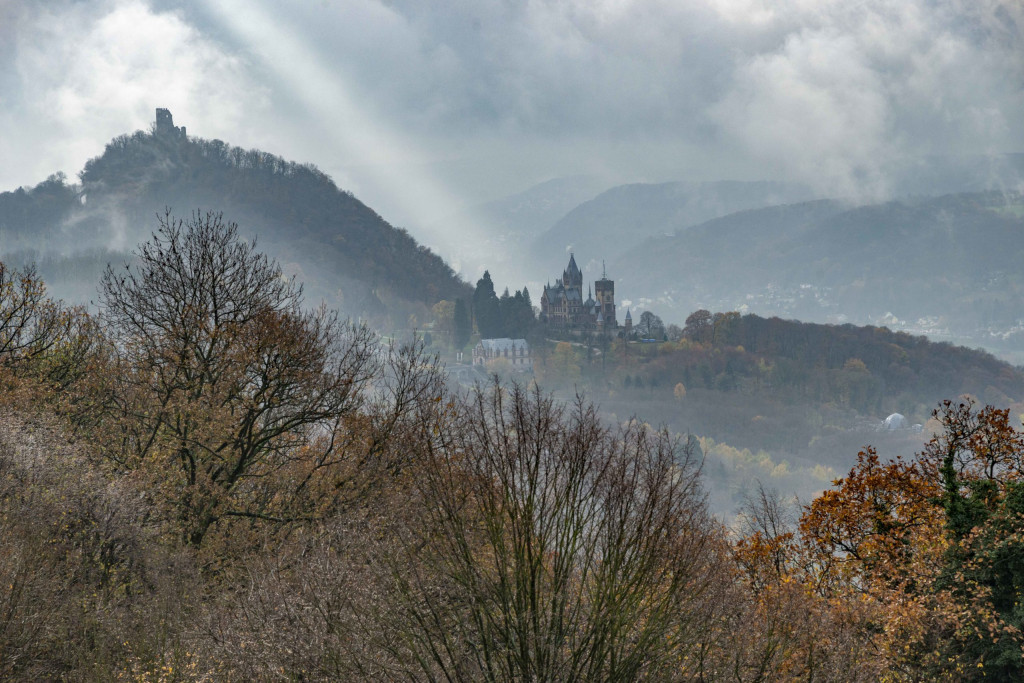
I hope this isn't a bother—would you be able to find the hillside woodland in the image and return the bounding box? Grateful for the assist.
[0,126,468,324]
[527,308,1024,515]
[1,213,1023,680]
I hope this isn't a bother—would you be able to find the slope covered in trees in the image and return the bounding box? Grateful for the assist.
[535,310,1024,515]
[0,123,469,320]
[4,219,1024,679]
[665,312,1024,412]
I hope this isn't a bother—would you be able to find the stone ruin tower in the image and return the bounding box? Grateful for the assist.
[155,108,186,140]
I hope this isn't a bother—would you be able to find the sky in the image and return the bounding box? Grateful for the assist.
[1,0,1022,254]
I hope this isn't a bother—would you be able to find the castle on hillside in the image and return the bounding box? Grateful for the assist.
[155,108,187,140]
[540,254,618,331]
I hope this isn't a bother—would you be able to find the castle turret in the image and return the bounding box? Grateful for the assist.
[595,263,616,328]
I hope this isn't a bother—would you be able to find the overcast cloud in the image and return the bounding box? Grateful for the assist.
[1,0,1021,241]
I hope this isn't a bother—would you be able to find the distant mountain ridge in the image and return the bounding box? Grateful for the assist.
[613,191,1024,353]
[529,180,819,272]
[425,174,612,284]
[439,175,612,241]
[0,116,470,320]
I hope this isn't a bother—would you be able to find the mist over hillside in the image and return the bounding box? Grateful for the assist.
[533,309,1024,515]
[528,180,819,272]
[468,154,1024,295]
[612,191,1024,360]
[429,174,613,283]
[3,1,1024,678]
[0,117,469,323]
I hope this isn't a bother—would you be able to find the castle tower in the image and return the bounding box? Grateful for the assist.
[594,260,616,328]
[624,308,632,334]
[561,254,583,324]
[155,108,186,140]
[155,108,174,134]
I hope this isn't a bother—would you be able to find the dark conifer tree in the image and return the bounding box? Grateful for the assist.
[499,287,514,337]
[473,271,502,338]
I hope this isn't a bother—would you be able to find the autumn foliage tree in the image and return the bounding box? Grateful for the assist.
[919,400,1024,676]
[740,398,1024,679]
[0,261,96,389]
[99,211,379,546]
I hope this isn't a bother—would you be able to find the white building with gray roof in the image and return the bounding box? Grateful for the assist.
[473,338,532,370]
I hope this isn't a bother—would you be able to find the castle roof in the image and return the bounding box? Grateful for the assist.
[567,253,580,276]
[563,253,582,286]
[625,308,632,320]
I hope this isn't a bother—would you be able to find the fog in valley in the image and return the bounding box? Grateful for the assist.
[2,0,1023,516]
[6,1,1024,678]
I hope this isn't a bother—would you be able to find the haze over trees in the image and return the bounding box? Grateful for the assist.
[0,123,470,325]
[613,192,1024,356]
[546,305,1024,515]
[1,210,1024,679]
[2,211,1024,679]
[472,270,536,340]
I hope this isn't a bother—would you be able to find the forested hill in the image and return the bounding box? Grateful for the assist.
[655,312,1024,417]
[0,125,469,318]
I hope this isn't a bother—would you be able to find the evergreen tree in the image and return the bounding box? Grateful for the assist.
[473,271,502,338]
[498,287,514,337]
[505,288,536,339]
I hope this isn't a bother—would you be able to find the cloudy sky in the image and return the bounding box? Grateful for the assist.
[2,0,1022,245]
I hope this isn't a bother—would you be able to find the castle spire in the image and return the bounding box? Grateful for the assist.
[563,252,582,289]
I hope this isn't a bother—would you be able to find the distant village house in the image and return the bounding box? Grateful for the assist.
[473,338,531,370]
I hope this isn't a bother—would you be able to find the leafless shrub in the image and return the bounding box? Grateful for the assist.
[0,411,201,680]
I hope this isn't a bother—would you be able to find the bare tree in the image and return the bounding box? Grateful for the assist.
[99,211,379,546]
[371,380,719,682]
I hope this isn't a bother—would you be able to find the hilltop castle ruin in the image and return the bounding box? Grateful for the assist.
[155,108,186,140]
